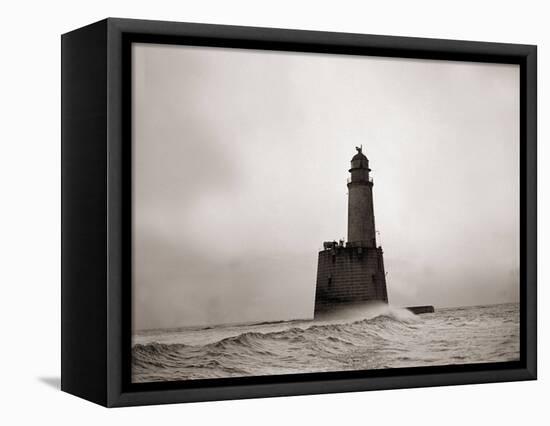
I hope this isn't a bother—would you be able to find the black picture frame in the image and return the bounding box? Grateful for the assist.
[61,17,537,407]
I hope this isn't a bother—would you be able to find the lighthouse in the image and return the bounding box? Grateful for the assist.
[347,146,377,248]
[314,147,388,315]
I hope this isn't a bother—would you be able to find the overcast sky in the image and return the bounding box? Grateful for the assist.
[132,43,519,330]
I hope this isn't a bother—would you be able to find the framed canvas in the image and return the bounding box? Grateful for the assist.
[61,18,537,407]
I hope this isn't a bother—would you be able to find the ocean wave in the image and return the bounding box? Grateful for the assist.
[132,303,520,383]
[134,308,417,355]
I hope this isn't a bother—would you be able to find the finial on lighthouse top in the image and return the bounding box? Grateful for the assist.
[351,145,367,161]
[352,145,366,159]
[350,144,370,172]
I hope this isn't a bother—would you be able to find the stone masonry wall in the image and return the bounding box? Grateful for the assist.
[347,182,376,248]
[314,246,388,314]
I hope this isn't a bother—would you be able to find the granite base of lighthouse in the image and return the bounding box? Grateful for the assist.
[314,245,388,316]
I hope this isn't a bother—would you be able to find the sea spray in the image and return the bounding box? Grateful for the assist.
[314,302,420,324]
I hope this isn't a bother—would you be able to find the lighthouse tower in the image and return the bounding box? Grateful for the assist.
[314,147,388,315]
[347,146,376,248]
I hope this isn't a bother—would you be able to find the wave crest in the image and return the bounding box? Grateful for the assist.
[133,306,420,365]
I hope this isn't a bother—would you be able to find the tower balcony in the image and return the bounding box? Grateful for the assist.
[347,176,373,184]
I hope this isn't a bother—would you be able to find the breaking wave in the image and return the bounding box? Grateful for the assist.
[132,303,519,383]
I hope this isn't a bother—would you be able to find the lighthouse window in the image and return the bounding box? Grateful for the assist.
[327,277,333,290]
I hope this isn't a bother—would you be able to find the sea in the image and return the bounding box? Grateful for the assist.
[132,302,519,383]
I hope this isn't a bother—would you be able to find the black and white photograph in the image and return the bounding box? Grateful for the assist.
[131,43,521,383]
[1,0,544,421]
